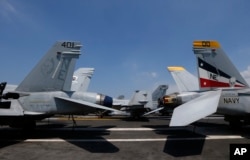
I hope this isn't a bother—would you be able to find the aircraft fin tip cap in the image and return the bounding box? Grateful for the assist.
[193,40,220,48]
[167,66,185,71]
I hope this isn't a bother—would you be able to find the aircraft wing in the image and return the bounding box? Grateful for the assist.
[55,96,123,113]
[170,90,221,126]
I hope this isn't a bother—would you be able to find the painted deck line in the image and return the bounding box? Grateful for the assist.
[0,127,181,131]
[34,127,183,131]
[46,115,224,121]
[0,135,244,143]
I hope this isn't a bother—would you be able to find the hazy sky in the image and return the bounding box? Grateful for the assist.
[1,0,250,98]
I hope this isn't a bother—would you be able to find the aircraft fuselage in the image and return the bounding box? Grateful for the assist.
[217,89,250,116]
[165,89,250,116]
[3,91,113,115]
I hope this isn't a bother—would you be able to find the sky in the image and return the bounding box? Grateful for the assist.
[1,0,250,98]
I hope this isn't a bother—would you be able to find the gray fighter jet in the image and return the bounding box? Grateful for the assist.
[70,68,168,118]
[0,41,119,128]
[111,85,168,118]
[170,40,250,127]
[156,66,200,112]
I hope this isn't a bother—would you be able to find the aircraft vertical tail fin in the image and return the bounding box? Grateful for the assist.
[150,84,168,109]
[167,66,198,92]
[128,85,168,109]
[151,85,168,101]
[71,68,94,92]
[193,40,248,90]
[16,41,82,92]
[128,90,148,106]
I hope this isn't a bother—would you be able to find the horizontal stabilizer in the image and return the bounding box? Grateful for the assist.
[143,107,164,116]
[170,90,221,126]
[55,96,123,113]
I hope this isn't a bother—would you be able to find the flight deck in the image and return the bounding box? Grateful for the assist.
[0,115,249,160]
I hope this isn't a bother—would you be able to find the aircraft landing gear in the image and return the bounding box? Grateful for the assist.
[68,115,77,129]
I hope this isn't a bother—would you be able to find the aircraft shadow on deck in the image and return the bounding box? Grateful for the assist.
[163,133,205,157]
[143,122,250,157]
[142,122,247,157]
[163,124,249,157]
[121,117,149,122]
[142,124,205,157]
[0,122,119,153]
[193,121,250,139]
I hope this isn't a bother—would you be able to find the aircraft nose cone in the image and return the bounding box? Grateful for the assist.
[103,96,113,107]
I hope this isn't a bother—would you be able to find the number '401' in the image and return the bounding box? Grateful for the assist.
[61,42,75,48]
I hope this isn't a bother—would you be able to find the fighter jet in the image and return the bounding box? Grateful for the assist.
[170,40,250,127]
[154,66,199,115]
[0,41,119,128]
[110,85,168,118]
[70,68,168,118]
[145,40,250,127]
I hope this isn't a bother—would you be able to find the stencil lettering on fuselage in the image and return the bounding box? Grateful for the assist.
[223,97,239,104]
